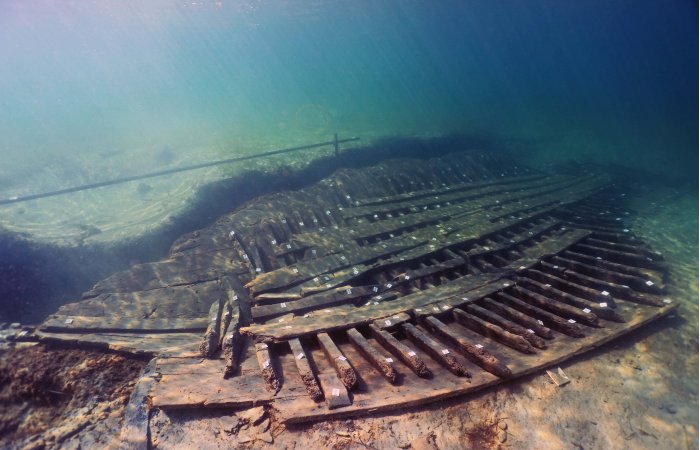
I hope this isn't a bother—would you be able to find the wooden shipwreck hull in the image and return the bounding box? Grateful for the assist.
[37,149,675,428]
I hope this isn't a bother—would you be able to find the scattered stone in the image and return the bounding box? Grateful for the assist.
[664,404,678,414]
[256,417,271,433]
[220,414,240,433]
[239,433,252,444]
[238,406,266,425]
[411,431,439,450]
[335,430,351,437]
[498,429,508,443]
[257,430,274,444]
[498,421,508,431]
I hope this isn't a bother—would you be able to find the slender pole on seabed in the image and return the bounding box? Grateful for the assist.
[0,135,360,206]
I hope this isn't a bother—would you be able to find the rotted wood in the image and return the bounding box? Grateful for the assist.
[452,308,535,354]
[199,299,223,357]
[368,323,431,378]
[256,342,280,393]
[401,322,470,377]
[288,338,323,402]
[495,292,587,338]
[317,332,357,390]
[480,297,554,339]
[514,276,625,323]
[461,303,548,349]
[421,316,512,378]
[346,328,398,384]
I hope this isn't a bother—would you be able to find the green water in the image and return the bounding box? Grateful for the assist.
[0,0,696,185]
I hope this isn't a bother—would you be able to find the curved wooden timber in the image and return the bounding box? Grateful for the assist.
[35,149,676,426]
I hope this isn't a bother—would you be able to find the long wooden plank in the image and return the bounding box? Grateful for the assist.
[41,315,209,333]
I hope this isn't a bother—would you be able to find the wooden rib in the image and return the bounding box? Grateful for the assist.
[422,316,512,378]
[316,371,352,409]
[452,308,535,354]
[515,276,624,323]
[462,303,547,349]
[255,343,280,393]
[562,250,661,286]
[495,292,586,338]
[574,243,666,271]
[510,285,599,326]
[346,328,398,384]
[199,299,223,357]
[369,324,431,378]
[539,261,663,306]
[401,323,469,377]
[317,332,357,390]
[586,238,660,260]
[552,255,663,295]
[524,268,617,307]
[288,338,323,402]
[481,298,553,339]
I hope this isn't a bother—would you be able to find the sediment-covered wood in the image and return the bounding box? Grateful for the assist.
[317,332,357,390]
[422,316,512,378]
[369,324,431,378]
[452,308,535,354]
[481,297,553,339]
[510,285,599,326]
[401,323,469,377]
[255,342,280,393]
[495,292,587,338]
[462,303,547,349]
[223,300,243,378]
[346,328,398,384]
[288,338,323,402]
[515,276,624,323]
[199,299,223,357]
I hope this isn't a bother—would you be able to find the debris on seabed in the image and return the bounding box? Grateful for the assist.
[546,366,571,387]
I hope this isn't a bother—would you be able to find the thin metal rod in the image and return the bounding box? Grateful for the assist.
[0,135,360,206]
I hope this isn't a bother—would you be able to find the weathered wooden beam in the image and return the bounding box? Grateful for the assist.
[288,338,323,402]
[255,342,280,393]
[369,324,431,378]
[401,323,469,377]
[422,316,512,378]
[515,276,624,323]
[496,292,587,338]
[481,297,553,339]
[316,371,352,409]
[462,303,547,349]
[562,250,661,287]
[117,359,157,450]
[452,308,535,354]
[251,286,372,321]
[511,285,599,326]
[199,299,223,357]
[524,268,617,307]
[346,328,398,384]
[317,332,357,390]
[41,315,209,333]
[574,243,666,271]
